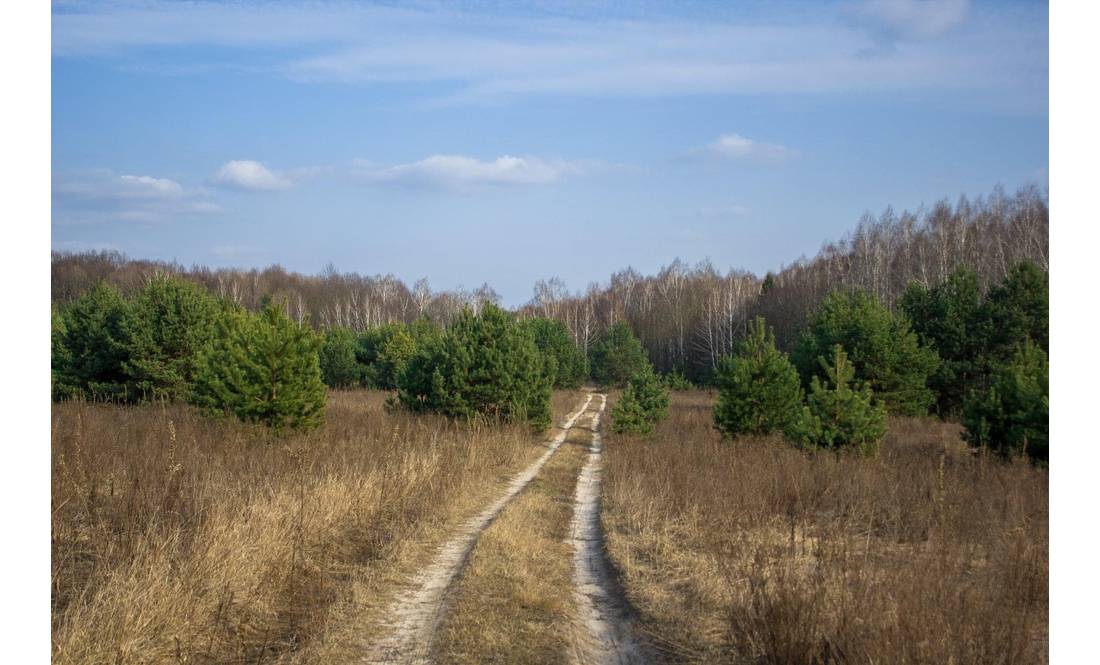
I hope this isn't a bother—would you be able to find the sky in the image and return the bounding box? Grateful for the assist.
[50,0,1049,307]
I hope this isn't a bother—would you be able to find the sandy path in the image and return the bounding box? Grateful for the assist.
[363,394,595,664]
[569,394,649,665]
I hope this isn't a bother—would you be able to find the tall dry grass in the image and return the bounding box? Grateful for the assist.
[52,390,584,663]
[603,391,1048,664]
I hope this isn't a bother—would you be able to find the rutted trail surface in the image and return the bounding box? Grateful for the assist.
[570,395,649,665]
[364,394,594,664]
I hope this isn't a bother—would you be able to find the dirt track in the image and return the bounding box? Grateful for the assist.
[568,395,649,665]
[363,394,595,664]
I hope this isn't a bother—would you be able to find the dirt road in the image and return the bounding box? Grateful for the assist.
[364,395,595,664]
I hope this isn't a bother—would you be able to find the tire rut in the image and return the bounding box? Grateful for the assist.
[363,394,596,664]
[569,394,649,665]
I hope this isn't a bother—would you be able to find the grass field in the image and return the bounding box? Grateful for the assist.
[602,390,1048,664]
[52,388,1047,663]
[51,390,583,663]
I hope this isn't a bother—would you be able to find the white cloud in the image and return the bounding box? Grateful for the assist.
[351,155,591,191]
[49,1,1046,112]
[210,160,293,191]
[686,134,798,165]
[52,169,222,225]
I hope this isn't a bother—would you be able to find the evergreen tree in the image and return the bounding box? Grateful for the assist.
[527,317,588,389]
[793,288,940,416]
[794,345,887,457]
[397,304,552,432]
[122,275,222,402]
[962,340,1048,462]
[319,324,361,389]
[192,304,328,432]
[713,317,804,438]
[590,321,650,388]
[982,260,1049,357]
[609,384,655,436]
[377,329,417,390]
[901,267,988,416]
[54,281,131,401]
[663,366,694,391]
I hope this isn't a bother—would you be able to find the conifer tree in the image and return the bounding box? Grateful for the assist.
[713,317,804,438]
[51,303,70,400]
[610,365,670,436]
[54,281,131,401]
[527,317,588,389]
[793,288,940,416]
[982,260,1049,357]
[377,329,417,390]
[192,304,328,432]
[962,340,1048,461]
[795,345,887,457]
[609,384,655,436]
[901,267,987,416]
[122,275,222,402]
[319,324,360,389]
[590,321,650,388]
[397,303,552,431]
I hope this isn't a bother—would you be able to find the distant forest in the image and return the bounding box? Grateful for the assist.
[52,184,1048,383]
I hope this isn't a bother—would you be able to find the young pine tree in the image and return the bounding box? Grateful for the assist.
[122,275,222,402]
[54,281,132,401]
[610,366,670,436]
[793,288,940,416]
[191,304,328,432]
[590,321,650,388]
[397,304,552,432]
[962,340,1048,462]
[795,345,887,457]
[527,317,588,389]
[713,317,804,438]
[319,324,361,389]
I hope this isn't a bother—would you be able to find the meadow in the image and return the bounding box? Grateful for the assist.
[603,391,1048,664]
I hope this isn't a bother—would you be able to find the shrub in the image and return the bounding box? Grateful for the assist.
[793,288,940,416]
[962,341,1048,461]
[319,324,360,389]
[590,321,650,388]
[611,367,671,436]
[794,345,887,457]
[663,366,694,391]
[122,275,222,402]
[527,317,588,389]
[53,281,131,401]
[713,317,804,438]
[191,304,328,432]
[396,304,552,432]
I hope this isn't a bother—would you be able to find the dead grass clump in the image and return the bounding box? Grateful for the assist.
[52,391,578,663]
[602,391,1048,664]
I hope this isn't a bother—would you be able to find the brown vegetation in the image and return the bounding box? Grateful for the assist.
[602,391,1048,664]
[51,389,583,663]
[435,404,599,664]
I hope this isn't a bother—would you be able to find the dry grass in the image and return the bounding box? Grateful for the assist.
[602,391,1048,664]
[434,401,597,664]
[51,389,584,664]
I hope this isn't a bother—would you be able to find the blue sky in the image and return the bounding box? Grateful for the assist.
[50,0,1048,306]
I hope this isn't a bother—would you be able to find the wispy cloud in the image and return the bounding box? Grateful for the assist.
[350,155,594,191]
[209,160,321,192]
[50,1,1047,111]
[52,169,222,225]
[685,134,798,165]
